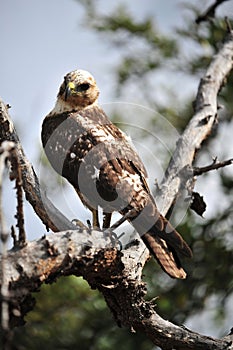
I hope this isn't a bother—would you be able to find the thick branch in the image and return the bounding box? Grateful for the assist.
[0,229,232,349]
[157,30,233,216]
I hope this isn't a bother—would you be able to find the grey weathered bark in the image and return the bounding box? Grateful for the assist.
[0,29,233,350]
[157,28,233,215]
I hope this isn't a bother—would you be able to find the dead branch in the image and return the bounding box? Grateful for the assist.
[7,141,27,247]
[0,141,15,347]
[0,229,231,349]
[157,29,233,217]
[0,29,233,350]
[195,0,230,24]
[193,157,233,176]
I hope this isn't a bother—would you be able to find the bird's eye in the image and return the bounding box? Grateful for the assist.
[76,83,90,92]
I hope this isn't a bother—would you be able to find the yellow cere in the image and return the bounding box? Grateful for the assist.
[67,81,75,90]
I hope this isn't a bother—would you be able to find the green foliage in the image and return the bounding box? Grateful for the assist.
[177,16,233,74]
[79,2,177,89]
[12,277,152,350]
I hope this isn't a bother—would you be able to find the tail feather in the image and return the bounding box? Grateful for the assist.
[142,232,187,279]
[154,215,193,258]
[141,215,192,279]
[125,201,192,278]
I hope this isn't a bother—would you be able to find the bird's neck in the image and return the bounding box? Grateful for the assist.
[51,97,99,114]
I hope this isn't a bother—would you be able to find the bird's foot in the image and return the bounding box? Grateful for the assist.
[103,228,123,250]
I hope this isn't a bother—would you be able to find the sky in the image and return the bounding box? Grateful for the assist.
[1,0,233,338]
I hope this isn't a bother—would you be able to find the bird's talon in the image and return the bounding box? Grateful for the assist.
[103,228,122,250]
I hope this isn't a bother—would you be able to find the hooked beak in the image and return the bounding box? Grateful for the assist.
[65,82,75,101]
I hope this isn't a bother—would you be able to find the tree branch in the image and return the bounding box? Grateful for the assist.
[157,30,233,217]
[195,0,230,24]
[0,229,232,349]
[0,142,14,334]
[193,157,233,176]
[0,29,233,350]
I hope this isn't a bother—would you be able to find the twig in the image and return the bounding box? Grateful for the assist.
[15,165,26,245]
[9,147,26,247]
[193,157,233,176]
[0,141,15,349]
[10,226,17,247]
[196,0,230,24]
[225,16,232,32]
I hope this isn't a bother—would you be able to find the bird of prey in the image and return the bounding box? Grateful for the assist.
[41,69,192,279]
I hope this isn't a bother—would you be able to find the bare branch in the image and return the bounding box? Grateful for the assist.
[195,0,230,24]
[7,142,27,247]
[0,141,14,348]
[157,30,233,216]
[0,229,232,350]
[225,16,233,32]
[193,157,233,176]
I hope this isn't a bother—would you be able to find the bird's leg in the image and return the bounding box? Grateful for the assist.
[103,210,136,250]
[92,209,100,229]
[109,209,138,250]
[103,212,112,229]
[110,209,137,231]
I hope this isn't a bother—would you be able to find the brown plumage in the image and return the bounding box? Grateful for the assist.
[41,69,192,279]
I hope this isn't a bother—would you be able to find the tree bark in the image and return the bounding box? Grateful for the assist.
[0,29,233,350]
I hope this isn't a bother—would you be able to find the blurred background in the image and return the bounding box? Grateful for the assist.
[1,0,233,349]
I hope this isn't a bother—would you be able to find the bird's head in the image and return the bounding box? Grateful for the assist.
[55,69,100,112]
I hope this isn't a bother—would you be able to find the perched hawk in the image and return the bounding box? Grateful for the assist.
[41,69,192,278]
